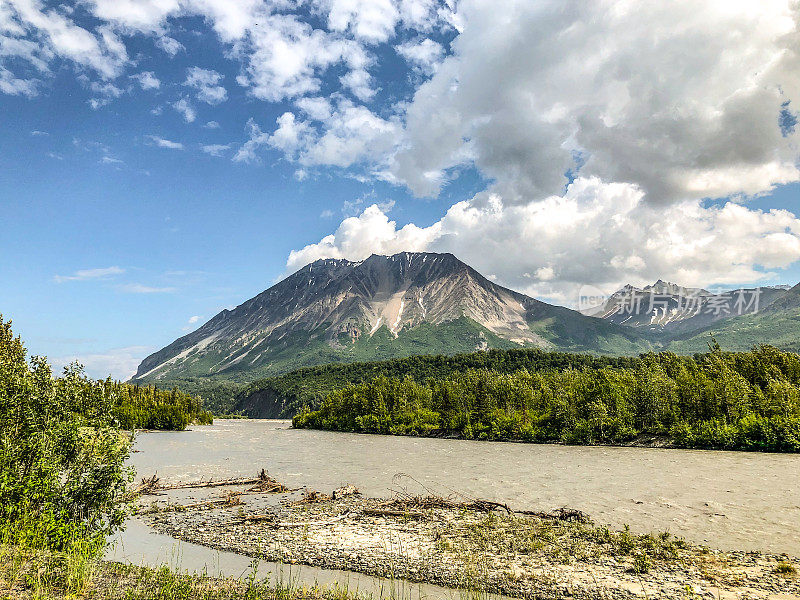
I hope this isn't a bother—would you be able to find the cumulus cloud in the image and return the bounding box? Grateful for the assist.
[185,66,227,104]
[87,80,124,108]
[288,178,800,303]
[287,203,440,270]
[53,265,125,283]
[146,135,183,149]
[247,99,401,169]
[172,97,196,122]
[395,37,443,74]
[2,0,128,80]
[155,35,182,55]
[0,67,38,95]
[131,70,160,90]
[393,0,800,202]
[201,143,230,156]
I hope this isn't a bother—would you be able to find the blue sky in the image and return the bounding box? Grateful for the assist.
[2,0,800,378]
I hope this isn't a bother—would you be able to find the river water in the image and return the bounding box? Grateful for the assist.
[110,418,800,577]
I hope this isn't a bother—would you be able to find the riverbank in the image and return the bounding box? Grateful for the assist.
[0,553,372,600]
[138,476,800,600]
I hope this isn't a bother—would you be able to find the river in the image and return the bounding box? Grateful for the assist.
[108,418,800,580]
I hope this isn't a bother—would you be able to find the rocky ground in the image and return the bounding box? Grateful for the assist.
[134,474,800,600]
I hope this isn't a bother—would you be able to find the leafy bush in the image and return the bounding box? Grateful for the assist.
[0,317,131,555]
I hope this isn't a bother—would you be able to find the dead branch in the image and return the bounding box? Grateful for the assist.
[332,484,360,500]
[183,491,244,511]
[245,469,290,493]
[363,509,425,519]
[516,507,590,523]
[294,490,330,504]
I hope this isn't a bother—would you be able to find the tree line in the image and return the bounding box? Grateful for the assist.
[293,344,800,452]
[238,347,641,417]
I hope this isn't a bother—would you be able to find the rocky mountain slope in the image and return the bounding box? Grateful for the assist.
[132,252,651,382]
[592,280,788,334]
[663,281,800,353]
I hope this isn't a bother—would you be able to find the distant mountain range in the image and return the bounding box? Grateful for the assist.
[131,252,800,384]
[586,280,789,334]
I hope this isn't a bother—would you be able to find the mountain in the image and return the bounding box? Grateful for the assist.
[663,282,800,353]
[132,252,652,382]
[592,280,788,334]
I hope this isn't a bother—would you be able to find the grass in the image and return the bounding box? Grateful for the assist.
[0,550,371,600]
[776,561,797,575]
[441,512,684,567]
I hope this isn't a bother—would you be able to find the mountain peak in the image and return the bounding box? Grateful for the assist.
[132,252,647,381]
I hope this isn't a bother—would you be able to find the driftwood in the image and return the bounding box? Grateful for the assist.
[183,491,244,511]
[384,494,512,514]
[516,507,590,523]
[294,490,330,504]
[332,484,360,500]
[132,474,162,496]
[363,508,425,519]
[246,469,290,493]
[131,470,290,494]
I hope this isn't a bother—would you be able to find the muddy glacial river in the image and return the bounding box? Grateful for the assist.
[108,418,800,582]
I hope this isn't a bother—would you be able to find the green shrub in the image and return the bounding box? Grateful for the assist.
[0,316,131,555]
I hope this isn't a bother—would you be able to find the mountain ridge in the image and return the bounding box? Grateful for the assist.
[133,252,652,382]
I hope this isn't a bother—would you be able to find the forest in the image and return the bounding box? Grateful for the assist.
[237,347,641,417]
[293,344,800,452]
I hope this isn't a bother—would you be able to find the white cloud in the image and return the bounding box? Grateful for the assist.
[288,177,800,303]
[84,0,178,34]
[172,97,196,122]
[117,283,176,293]
[188,315,201,324]
[204,120,220,129]
[287,202,440,270]
[340,67,375,101]
[322,0,399,43]
[156,35,183,55]
[53,265,125,283]
[395,37,443,74]
[0,67,38,96]
[87,80,124,108]
[235,13,367,102]
[299,101,400,168]
[233,118,271,163]
[100,155,123,165]
[185,66,227,104]
[146,135,183,149]
[295,96,332,121]
[394,0,800,202]
[131,70,160,90]
[249,99,401,170]
[51,345,152,381]
[30,129,48,135]
[201,143,230,156]
[4,0,128,80]
[268,112,314,156]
